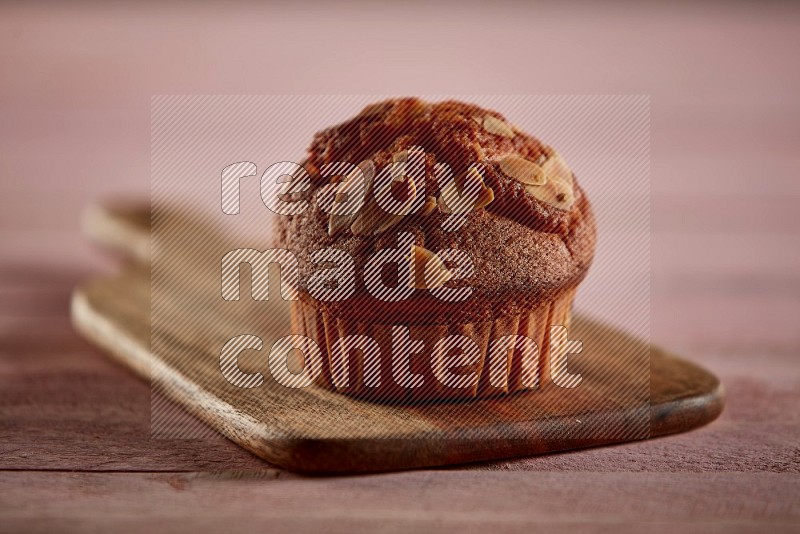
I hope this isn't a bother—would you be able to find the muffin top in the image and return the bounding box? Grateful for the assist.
[275,98,596,324]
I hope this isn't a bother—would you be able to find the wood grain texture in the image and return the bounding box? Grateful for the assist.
[0,265,269,472]
[69,204,723,473]
[1,2,798,530]
[2,471,798,534]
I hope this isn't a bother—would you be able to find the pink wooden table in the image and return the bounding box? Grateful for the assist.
[1,3,798,532]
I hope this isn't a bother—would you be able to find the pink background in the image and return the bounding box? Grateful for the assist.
[2,2,798,345]
[1,2,798,531]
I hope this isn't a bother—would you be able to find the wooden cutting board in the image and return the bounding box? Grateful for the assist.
[72,201,724,473]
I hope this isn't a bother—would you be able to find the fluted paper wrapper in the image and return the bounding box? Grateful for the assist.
[291,289,576,403]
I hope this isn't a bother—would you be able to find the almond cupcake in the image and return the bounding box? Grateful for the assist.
[275,98,596,403]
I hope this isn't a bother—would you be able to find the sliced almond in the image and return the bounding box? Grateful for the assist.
[463,167,495,210]
[392,150,408,163]
[525,179,575,210]
[349,189,388,236]
[350,174,416,236]
[420,195,438,216]
[327,160,375,236]
[499,154,547,186]
[462,167,483,190]
[409,245,453,290]
[328,216,350,237]
[482,115,516,138]
[541,151,574,186]
[475,186,495,209]
[374,213,407,235]
[474,142,486,160]
[439,167,494,214]
[317,182,338,213]
[349,200,382,236]
[437,194,450,214]
[391,146,427,182]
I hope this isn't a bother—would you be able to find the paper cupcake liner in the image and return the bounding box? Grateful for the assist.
[290,289,576,403]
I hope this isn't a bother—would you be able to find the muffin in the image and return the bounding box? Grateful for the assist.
[275,98,596,403]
